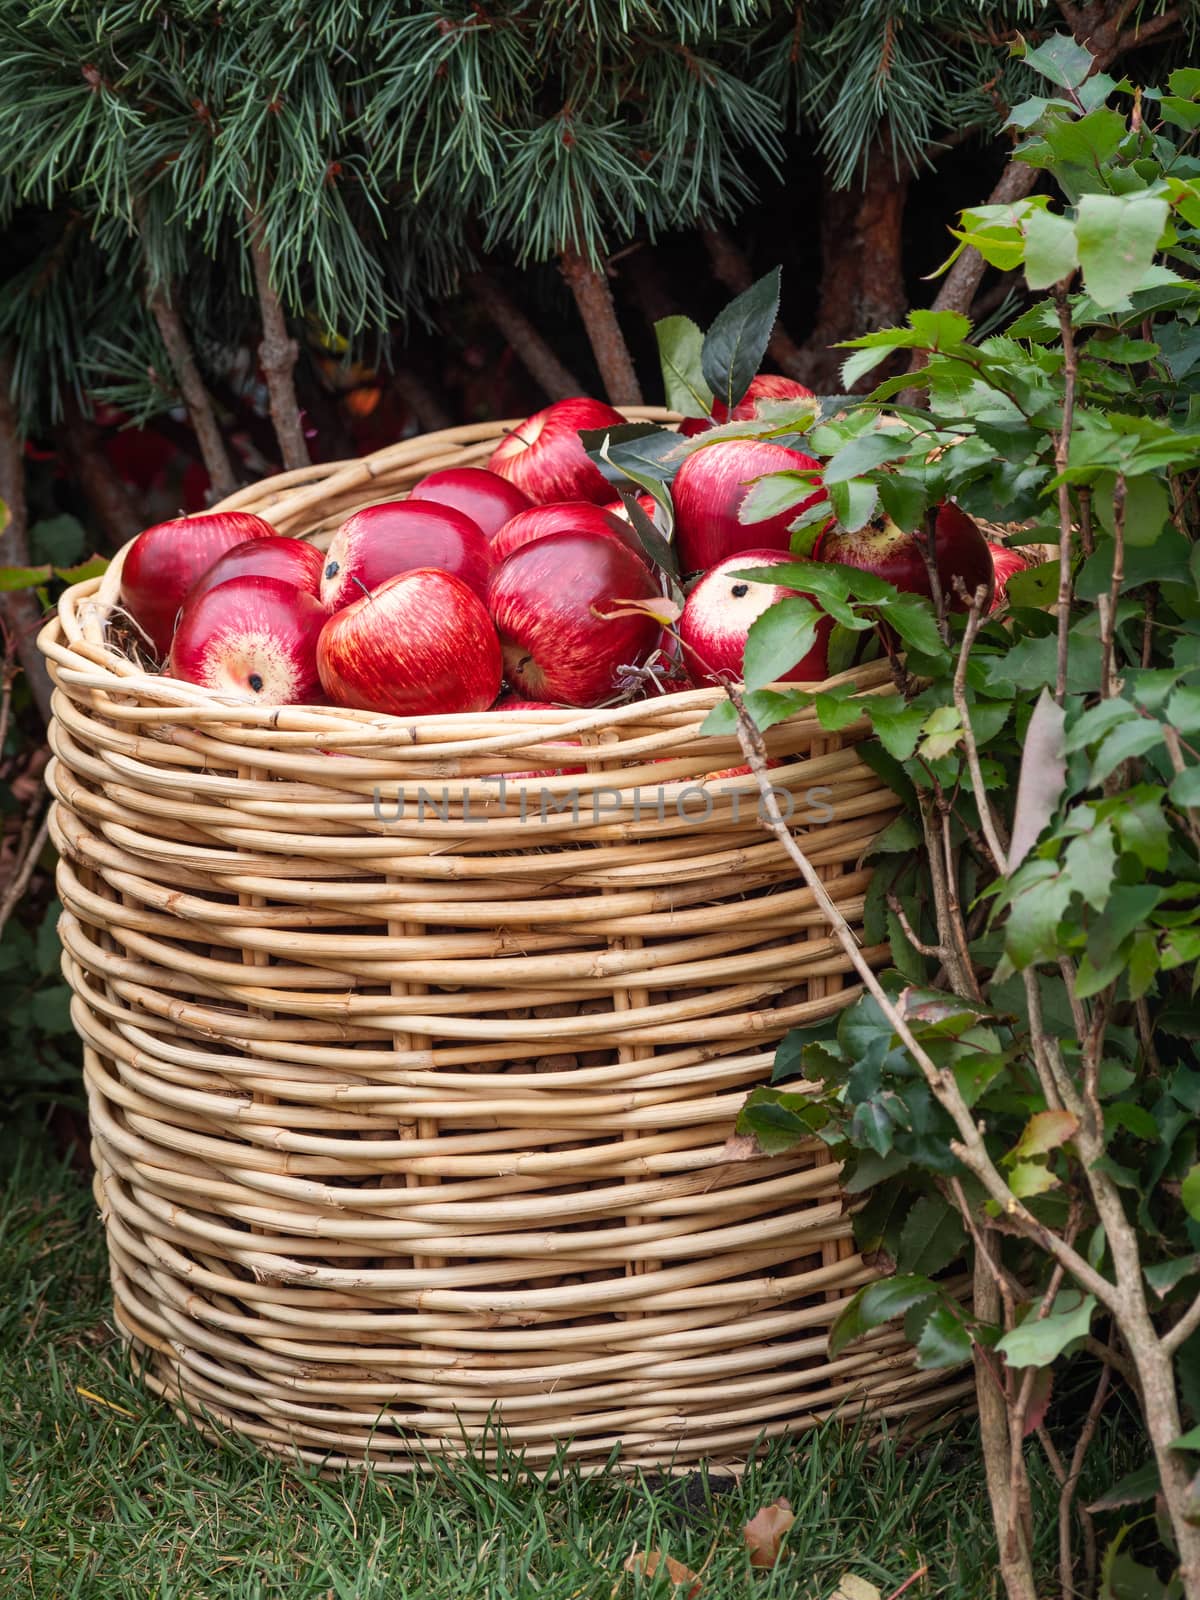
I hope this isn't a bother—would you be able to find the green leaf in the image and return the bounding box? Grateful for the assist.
[918,704,962,761]
[1011,1109,1080,1160]
[996,1292,1096,1366]
[1016,32,1096,90]
[743,597,821,690]
[1064,820,1116,911]
[1075,194,1170,310]
[1145,1255,1200,1298]
[699,687,810,737]
[701,267,781,414]
[654,315,712,417]
[1005,874,1073,967]
[915,1303,973,1369]
[738,470,821,527]
[1183,1164,1200,1222]
[28,513,86,567]
[1024,208,1079,290]
[867,697,928,761]
[1091,718,1163,786]
[881,595,945,658]
[897,1195,967,1278]
[54,555,109,584]
[814,687,866,733]
[823,433,911,485]
[1095,473,1169,549]
[1008,1160,1061,1198]
[0,564,53,591]
[828,1275,939,1357]
[1168,685,1200,735]
[1088,1460,1160,1512]
[1170,767,1200,808]
[736,1086,825,1156]
[1172,1426,1200,1451]
[827,478,878,533]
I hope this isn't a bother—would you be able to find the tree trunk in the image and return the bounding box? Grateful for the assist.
[560,246,642,406]
[466,271,583,401]
[247,213,310,470]
[147,282,237,499]
[391,367,452,434]
[0,356,55,724]
[700,224,811,382]
[55,396,142,549]
[794,138,911,391]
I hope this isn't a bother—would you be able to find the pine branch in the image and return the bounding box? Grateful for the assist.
[247,211,310,471]
[465,271,583,401]
[146,282,237,500]
[0,351,53,724]
[560,246,642,405]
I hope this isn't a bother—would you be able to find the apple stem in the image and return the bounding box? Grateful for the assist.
[350,575,373,602]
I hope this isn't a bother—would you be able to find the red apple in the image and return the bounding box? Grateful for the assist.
[167,575,326,705]
[602,492,660,524]
[491,696,561,710]
[822,502,994,612]
[317,569,501,716]
[488,532,662,706]
[188,536,324,603]
[409,466,532,541]
[988,540,1038,612]
[121,511,276,657]
[487,397,625,505]
[672,438,826,575]
[678,374,816,437]
[321,500,492,611]
[490,501,648,567]
[680,549,831,686]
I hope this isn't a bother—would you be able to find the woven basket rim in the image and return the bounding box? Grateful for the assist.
[39,406,898,736]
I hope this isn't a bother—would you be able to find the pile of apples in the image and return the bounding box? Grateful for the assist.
[119,386,1007,716]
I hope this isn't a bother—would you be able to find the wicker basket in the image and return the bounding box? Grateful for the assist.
[39,410,973,1473]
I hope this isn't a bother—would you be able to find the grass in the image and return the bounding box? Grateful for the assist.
[0,1145,1129,1600]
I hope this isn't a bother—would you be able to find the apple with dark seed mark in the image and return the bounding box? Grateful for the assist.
[168,575,326,704]
[680,548,831,685]
[321,500,492,611]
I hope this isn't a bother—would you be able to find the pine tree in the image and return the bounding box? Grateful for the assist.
[0,1,1193,476]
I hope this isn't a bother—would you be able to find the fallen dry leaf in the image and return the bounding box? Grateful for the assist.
[623,1548,702,1597]
[827,1576,882,1600]
[742,1496,795,1568]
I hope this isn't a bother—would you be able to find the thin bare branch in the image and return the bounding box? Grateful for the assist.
[1054,285,1078,705]
[953,586,1010,873]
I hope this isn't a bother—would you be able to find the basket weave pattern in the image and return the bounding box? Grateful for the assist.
[40,412,972,1471]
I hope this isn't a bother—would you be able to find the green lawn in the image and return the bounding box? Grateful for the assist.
[0,1146,1115,1600]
